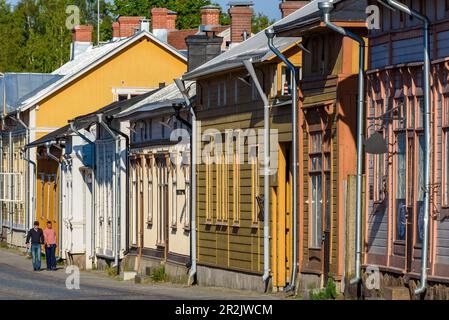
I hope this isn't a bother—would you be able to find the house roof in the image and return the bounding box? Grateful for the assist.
[16,30,187,114]
[72,89,160,130]
[27,124,71,148]
[117,81,196,119]
[1,73,62,114]
[182,2,325,80]
[273,0,367,35]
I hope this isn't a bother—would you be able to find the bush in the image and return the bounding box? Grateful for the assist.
[151,266,167,282]
[309,276,338,300]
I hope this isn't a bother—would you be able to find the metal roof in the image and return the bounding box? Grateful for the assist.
[26,124,71,148]
[117,81,196,119]
[16,31,187,113]
[1,73,62,114]
[273,0,367,34]
[182,1,328,80]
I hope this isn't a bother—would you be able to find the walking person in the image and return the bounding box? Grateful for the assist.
[25,221,44,271]
[44,221,57,271]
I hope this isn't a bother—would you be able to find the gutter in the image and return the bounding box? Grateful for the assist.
[174,78,197,285]
[266,28,299,293]
[379,0,432,297]
[97,114,121,275]
[243,60,272,291]
[318,1,366,287]
[69,121,97,262]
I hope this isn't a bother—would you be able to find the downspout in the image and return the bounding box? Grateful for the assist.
[318,1,366,286]
[243,60,272,288]
[97,114,121,274]
[69,121,97,262]
[380,0,431,296]
[266,28,298,292]
[45,142,67,259]
[174,78,197,285]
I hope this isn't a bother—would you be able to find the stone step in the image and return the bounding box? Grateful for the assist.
[384,286,411,300]
[120,271,137,281]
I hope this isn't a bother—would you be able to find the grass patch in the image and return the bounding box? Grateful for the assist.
[150,266,167,282]
[105,265,118,277]
[309,276,338,300]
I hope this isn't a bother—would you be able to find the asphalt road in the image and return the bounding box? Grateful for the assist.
[0,248,280,300]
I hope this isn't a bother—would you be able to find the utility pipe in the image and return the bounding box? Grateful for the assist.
[266,28,298,292]
[45,141,67,259]
[243,60,272,288]
[98,114,121,274]
[174,78,197,285]
[318,1,366,286]
[69,121,97,263]
[380,0,431,296]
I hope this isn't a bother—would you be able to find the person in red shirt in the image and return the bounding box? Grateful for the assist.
[43,221,57,271]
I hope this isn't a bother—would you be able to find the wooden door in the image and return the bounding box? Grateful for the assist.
[272,143,292,288]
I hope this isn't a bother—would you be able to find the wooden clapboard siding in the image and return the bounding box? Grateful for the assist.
[195,60,293,276]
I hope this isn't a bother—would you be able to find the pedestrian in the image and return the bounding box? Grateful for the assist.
[44,221,57,271]
[25,221,44,271]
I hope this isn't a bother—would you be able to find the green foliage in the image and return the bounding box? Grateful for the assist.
[151,266,167,282]
[309,276,338,300]
[252,13,275,34]
[105,265,118,277]
[108,0,214,30]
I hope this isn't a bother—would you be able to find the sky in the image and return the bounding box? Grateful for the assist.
[6,0,281,20]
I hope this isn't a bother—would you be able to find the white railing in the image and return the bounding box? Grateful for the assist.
[0,172,24,203]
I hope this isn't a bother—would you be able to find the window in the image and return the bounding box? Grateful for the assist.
[417,97,424,128]
[396,98,406,129]
[171,157,178,228]
[112,87,152,102]
[395,132,407,241]
[416,135,425,244]
[217,80,227,107]
[146,157,153,224]
[232,134,241,225]
[309,129,331,249]
[444,96,449,207]
[205,153,213,224]
[183,161,191,228]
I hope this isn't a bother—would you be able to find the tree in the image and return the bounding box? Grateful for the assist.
[109,0,215,30]
[252,13,275,34]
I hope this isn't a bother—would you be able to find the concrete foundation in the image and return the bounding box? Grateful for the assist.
[361,269,449,300]
[196,265,267,292]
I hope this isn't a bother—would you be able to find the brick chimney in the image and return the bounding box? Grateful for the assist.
[279,1,309,18]
[201,5,221,26]
[186,34,223,71]
[118,16,145,38]
[151,8,178,42]
[112,22,120,40]
[71,25,93,60]
[228,1,253,45]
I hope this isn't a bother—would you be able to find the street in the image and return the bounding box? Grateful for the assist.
[0,248,280,300]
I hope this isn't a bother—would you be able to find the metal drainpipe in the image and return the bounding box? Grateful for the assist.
[69,121,97,262]
[45,142,67,259]
[174,78,197,284]
[266,28,298,292]
[98,114,121,274]
[380,0,431,296]
[318,1,366,286]
[243,60,272,288]
[8,131,12,239]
